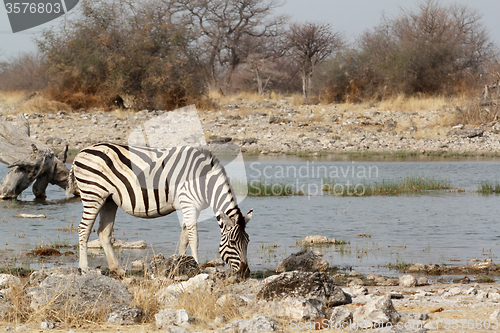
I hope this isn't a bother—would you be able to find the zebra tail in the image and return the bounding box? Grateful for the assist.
[66,164,80,198]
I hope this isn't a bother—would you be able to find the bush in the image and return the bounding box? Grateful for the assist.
[316,0,498,102]
[36,0,207,110]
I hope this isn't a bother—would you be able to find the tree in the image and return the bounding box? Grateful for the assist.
[176,0,287,88]
[285,22,344,99]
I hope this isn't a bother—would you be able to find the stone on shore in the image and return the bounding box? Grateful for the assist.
[352,294,400,329]
[275,249,328,273]
[216,314,278,333]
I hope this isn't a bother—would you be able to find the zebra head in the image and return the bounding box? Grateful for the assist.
[216,209,252,278]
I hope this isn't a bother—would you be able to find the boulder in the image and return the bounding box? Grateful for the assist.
[257,271,351,308]
[399,275,417,287]
[329,307,353,326]
[28,273,132,312]
[216,314,278,332]
[40,320,55,330]
[447,128,483,138]
[107,307,144,325]
[0,274,21,290]
[150,254,199,279]
[155,309,192,329]
[29,267,83,286]
[258,297,324,320]
[275,249,328,273]
[352,294,400,329]
[157,274,213,307]
[299,235,336,245]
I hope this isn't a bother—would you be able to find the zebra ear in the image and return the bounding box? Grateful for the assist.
[244,209,253,226]
[216,211,234,228]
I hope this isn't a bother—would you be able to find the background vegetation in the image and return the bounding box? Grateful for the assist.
[0,0,498,111]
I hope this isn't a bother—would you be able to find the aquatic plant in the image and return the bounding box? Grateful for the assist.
[477,181,500,194]
[323,176,452,196]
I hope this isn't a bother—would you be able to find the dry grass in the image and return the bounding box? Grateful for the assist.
[0,90,72,115]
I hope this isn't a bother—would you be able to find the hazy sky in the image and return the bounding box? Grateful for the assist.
[0,0,499,61]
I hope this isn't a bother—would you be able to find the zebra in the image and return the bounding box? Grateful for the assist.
[67,142,252,276]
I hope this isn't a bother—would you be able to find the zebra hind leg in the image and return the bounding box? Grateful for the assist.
[78,200,103,272]
[97,199,124,275]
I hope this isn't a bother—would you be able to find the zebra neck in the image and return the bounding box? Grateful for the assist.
[207,169,238,225]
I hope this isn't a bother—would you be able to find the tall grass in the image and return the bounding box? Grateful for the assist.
[477,181,500,194]
[246,179,304,196]
[323,176,452,196]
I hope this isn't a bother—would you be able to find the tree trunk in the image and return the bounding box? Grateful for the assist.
[0,115,70,199]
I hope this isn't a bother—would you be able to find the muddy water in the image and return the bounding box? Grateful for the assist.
[1,156,500,277]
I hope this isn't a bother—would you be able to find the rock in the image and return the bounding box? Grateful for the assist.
[130,260,146,270]
[166,326,190,333]
[257,271,351,308]
[385,119,397,131]
[329,306,353,326]
[408,263,427,272]
[28,273,132,312]
[399,274,417,287]
[29,267,82,286]
[399,312,429,321]
[378,278,399,286]
[150,254,200,279]
[417,277,429,286]
[447,128,483,138]
[299,235,336,245]
[215,315,227,325]
[490,309,500,321]
[366,274,382,281]
[87,238,146,249]
[216,294,248,308]
[0,274,21,290]
[275,249,329,272]
[216,314,278,332]
[157,274,213,307]
[14,326,27,331]
[348,278,364,286]
[347,285,368,296]
[241,137,258,145]
[258,297,324,320]
[208,135,232,143]
[352,294,400,329]
[40,320,55,330]
[155,309,191,329]
[349,270,361,276]
[107,307,144,325]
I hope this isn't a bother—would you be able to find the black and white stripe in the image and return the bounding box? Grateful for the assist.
[69,142,252,275]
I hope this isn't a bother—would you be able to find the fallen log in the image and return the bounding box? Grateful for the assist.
[0,114,70,199]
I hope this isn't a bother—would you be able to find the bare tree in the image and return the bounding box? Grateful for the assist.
[286,22,344,99]
[176,0,287,88]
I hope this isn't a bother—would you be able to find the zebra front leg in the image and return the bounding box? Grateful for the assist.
[179,224,189,255]
[97,200,124,275]
[180,205,200,263]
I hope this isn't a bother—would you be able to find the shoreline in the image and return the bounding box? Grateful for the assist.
[1,98,499,158]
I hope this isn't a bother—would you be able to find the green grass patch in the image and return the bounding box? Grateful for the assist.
[0,267,34,277]
[323,176,452,196]
[382,260,413,271]
[477,181,500,194]
[34,239,71,250]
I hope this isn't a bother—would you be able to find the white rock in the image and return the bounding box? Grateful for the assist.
[329,306,353,326]
[399,275,417,287]
[490,309,500,321]
[258,297,323,320]
[0,274,21,290]
[40,320,55,330]
[352,294,400,329]
[155,309,191,329]
[166,326,190,333]
[216,314,278,332]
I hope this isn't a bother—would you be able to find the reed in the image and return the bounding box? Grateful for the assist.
[477,181,500,194]
[323,176,452,196]
[245,179,305,196]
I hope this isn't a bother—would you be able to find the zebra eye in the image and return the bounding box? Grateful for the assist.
[229,240,236,247]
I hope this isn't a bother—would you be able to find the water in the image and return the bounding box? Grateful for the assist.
[1,156,500,276]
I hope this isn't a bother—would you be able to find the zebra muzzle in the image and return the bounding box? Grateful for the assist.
[238,262,250,278]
